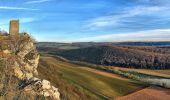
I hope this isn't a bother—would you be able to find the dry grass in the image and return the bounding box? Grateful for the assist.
[113,67,170,78]
[116,86,170,100]
[152,70,170,76]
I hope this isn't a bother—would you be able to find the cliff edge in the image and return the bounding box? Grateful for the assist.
[0,32,60,100]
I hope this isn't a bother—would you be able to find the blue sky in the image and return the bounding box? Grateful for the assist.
[0,0,170,42]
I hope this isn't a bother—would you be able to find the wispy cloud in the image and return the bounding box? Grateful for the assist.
[0,17,37,32]
[25,0,52,4]
[0,6,39,10]
[0,17,36,26]
[86,6,170,30]
[74,29,170,42]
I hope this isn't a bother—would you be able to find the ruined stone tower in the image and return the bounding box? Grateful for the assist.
[9,20,19,36]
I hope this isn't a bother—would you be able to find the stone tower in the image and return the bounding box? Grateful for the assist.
[9,20,19,36]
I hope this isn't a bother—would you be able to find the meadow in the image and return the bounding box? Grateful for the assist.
[38,56,146,100]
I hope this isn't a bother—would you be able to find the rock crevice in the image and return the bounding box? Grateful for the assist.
[0,33,60,100]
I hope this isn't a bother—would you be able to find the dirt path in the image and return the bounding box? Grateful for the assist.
[79,67,129,81]
[116,86,170,100]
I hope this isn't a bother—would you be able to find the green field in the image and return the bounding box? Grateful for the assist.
[38,57,146,100]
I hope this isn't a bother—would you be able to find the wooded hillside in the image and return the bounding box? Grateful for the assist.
[53,46,170,69]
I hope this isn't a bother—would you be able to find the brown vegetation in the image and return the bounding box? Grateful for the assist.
[116,86,170,100]
[0,33,38,99]
[113,67,170,78]
[54,46,170,69]
[0,32,60,100]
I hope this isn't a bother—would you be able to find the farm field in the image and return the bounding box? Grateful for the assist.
[38,56,146,100]
[79,67,129,81]
[114,67,170,78]
[116,86,170,100]
[152,70,170,76]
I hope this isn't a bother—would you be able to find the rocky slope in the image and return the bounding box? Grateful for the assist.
[0,33,60,100]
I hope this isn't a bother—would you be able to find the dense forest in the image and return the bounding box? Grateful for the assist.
[50,46,170,69]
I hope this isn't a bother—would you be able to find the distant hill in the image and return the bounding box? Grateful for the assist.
[38,42,170,48]
[114,42,170,46]
[53,46,170,69]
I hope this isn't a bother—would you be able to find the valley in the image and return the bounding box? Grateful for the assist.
[38,56,146,100]
[37,43,170,100]
[38,43,170,69]
[1,0,170,100]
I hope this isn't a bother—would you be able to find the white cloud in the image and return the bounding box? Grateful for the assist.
[25,0,52,4]
[86,6,170,30]
[0,17,36,25]
[73,29,170,42]
[0,6,39,10]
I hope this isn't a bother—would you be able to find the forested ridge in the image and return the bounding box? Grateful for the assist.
[54,46,170,69]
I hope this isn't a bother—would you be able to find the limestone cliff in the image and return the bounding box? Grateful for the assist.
[0,33,60,100]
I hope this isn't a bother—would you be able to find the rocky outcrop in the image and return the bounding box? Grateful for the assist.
[0,33,60,100]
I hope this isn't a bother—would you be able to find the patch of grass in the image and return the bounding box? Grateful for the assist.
[39,57,146,99]
[152,70,170,75]
[38,57,100,100]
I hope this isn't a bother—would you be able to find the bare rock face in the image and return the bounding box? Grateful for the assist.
[24,78,60,99]
[0,33,60,100]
